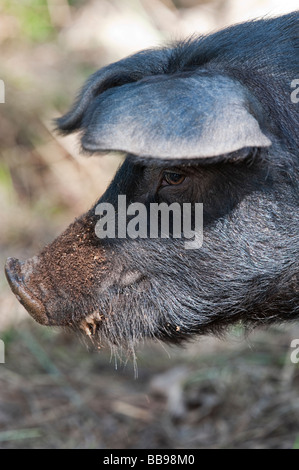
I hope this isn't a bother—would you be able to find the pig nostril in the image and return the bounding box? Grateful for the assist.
[4,257,49,326]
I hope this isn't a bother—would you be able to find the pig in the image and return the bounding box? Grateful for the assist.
[5,12,299,356]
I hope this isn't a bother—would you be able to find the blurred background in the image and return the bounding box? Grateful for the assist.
[0,0,298,449]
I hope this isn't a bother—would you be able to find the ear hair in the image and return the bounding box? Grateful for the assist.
[55,48,172,134]
[75,72,271,160]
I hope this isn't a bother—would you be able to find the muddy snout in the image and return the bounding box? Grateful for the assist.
[5,257,49,325]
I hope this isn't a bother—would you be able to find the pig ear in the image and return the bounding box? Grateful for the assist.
[56,48,171,134]
[59,72,271,161]
[79,74,271,160]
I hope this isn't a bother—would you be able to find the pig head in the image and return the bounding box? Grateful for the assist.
[5,12,299,352]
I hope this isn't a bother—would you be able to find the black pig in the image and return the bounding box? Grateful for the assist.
[5,12,299,355]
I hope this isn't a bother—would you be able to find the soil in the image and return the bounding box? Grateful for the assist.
[0,320,298,449]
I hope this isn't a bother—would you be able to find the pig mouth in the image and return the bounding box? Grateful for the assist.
[4,257,50,326]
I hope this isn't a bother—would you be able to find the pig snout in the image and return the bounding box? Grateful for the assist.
[5,257,49,325]
[4,214,102,328]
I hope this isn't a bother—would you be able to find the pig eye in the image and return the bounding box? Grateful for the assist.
[162,172,185,186]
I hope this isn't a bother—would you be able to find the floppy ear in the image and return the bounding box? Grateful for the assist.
[58,70,271,161]
[56,47,172,134]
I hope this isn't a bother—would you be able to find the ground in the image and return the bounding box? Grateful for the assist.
[1,320,298,449]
